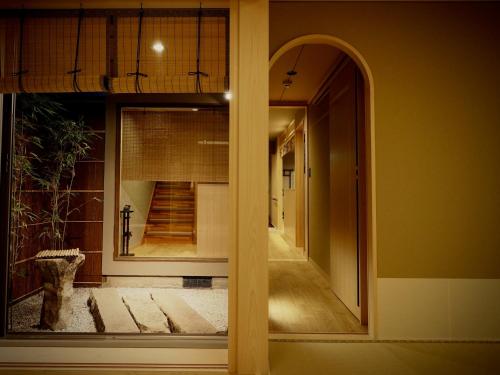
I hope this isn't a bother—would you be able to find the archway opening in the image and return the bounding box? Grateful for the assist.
[268,35,374,335]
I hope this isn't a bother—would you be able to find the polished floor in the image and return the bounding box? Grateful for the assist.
[268,229,367,334]
[268,228,305,260]
[2,342,499,374]
[131,242,197,257]
[269,341,500,375]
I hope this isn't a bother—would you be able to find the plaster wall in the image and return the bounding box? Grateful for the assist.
[271,1,500,339]
[119,180,155,249]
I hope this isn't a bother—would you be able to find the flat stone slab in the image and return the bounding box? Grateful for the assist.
[88,288,139,333]
[122,290,171,333]
[151,290,217,334]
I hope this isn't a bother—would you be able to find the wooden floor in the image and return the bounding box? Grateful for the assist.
[268,228,305,260]
[131,242,197,257]
[268,229,367,334]
[2,342,499,374]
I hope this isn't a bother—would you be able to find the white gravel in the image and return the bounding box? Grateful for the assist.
[10,288,96,333]
[10,287,228,334]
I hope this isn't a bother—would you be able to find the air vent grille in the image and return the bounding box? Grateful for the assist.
[183,276,212,288]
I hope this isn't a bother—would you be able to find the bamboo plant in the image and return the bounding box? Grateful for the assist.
[12,94,98,256]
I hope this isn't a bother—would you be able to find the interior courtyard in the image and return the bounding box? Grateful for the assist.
[0,0,499,374]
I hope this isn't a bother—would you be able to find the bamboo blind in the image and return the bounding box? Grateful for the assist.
[111,15,226,94]
[121,109,228,182]
[0,16,107,93]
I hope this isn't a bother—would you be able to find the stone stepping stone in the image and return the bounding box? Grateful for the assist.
[121,291,171,333]
[88,288,139,333]
[151,290,217,334]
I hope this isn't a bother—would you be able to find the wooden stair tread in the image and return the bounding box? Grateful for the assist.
[145,231,192,236]
[143,181,195,244]
[149,218,193,223]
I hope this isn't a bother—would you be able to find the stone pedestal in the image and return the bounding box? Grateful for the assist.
[35,254,85,330]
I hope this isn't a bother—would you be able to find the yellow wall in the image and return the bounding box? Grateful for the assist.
[308,96,331,277]
[271,2,500,278]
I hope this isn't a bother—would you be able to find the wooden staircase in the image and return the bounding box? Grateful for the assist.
[143,181,195,244]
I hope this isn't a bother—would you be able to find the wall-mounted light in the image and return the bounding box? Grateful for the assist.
[198,140,229,145]
[224,91,233,101]
[152,41,165,54]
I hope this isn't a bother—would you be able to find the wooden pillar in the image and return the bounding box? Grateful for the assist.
[228,0,269,374]
[294,124,305,248]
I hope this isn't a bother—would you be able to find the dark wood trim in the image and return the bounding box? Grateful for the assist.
[269,101,308,107]
[113,102,121,259]
[9,287,43,306]
[106,14,118,81]
[0,9,230,18]
[114,256,229,263]
[74,282,102,288]
[310,54,349,106]
[0,94,15,337]
[356,68,368,326]
[112,102,230,262]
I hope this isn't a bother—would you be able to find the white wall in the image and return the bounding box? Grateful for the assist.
[119,180,155,249]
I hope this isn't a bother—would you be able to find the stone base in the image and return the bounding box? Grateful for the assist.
[35,254,85,330]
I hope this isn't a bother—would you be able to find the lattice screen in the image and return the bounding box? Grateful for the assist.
[121,109,228,182]
[111,15,226,94]
[0,15,107,93]
[0,10,227,94]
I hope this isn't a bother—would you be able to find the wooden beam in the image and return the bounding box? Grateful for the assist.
[269,100,307,107]
[228,0,269,373]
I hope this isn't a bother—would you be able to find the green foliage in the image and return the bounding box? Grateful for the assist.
[9,96,44,278]
[11,95,98,277]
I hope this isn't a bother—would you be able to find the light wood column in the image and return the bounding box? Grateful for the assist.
[228,0,269,374]
[294,125,305,248]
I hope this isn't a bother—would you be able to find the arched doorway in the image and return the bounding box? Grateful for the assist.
[268,35,376,336]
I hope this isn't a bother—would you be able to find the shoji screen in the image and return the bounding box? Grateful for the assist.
[0,15,107,93]
[121,109,229,182]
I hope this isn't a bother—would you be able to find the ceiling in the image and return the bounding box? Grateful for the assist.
[269,107,305,140]
[269,44,343,103]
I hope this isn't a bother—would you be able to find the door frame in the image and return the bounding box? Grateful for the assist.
[269,34,377,340]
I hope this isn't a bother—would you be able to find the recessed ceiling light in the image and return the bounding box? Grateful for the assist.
[152,41,165,53]
[224,91,233,101]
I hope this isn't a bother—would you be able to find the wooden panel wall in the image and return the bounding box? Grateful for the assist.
[196,183,229,258]
[11,97,105,302]
[294,124,305,248]
[283,189,296,245]
[329,61,361,320]
[307,94,331,278]
[121,110,229,183]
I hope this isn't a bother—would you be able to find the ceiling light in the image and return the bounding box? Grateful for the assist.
[282,78,293,89]
[152,41,165,53]
[192,108,199,112]
[224,91,233,101]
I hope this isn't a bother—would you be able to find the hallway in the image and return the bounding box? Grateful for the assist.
[268,230,366,334]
